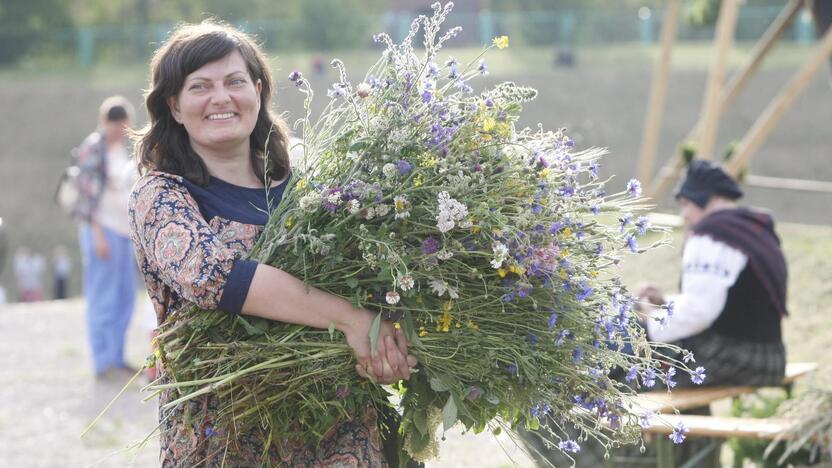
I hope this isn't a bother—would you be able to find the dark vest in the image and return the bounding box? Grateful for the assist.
[692,208,787,343]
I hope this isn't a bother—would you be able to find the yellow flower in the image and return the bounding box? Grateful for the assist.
[509,264,526,276]
[493,35,509,49]
[419,326,427,337]
[590,270,599,278]
[467,320,480,330]
[297,178,307,190]
[419,156,437,168]
[285,216,295,229]
[559,268,567,279]
[562,227,572,238]
[394,322,401,329]
[440,311,452,332]
[498,268,507,278]
[413,174,423,187]
[539,168,550,178]
[481,117,496,133]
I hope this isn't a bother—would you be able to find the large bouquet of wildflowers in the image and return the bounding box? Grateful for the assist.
[150,3,699,464]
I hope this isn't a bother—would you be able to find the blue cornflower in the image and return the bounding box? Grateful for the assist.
[682,350,695,363]
[666,300,675,317]
[204,426,216,437]
[619,212,632,232]
[427,62,440,77]
[670,422,689,444]
[572,346,582,364]
[635,216,651,235]
[639,411,654,429]
[591,204,601,215]
[421,89,432,103]
[595,242,603,256]
[666,367,677,389]
[558,440,581,453]
[576,283,593,302]
[626,235,638,253]
[643,368,657,388]
[556,329,571,346]
[547,311,559,329]
[589,161,600,179]
[691,366,707,385]
[625,365,639,384]
[485,97,494,107]
[627,178,642,197]
[501,293,515,303]
[478,59,489,76]
[396,159,412,175]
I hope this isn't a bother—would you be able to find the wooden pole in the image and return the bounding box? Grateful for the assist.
[696,0,741,161]
[637,0,679,185]
[726,24,832,177]
[646,0,804,199]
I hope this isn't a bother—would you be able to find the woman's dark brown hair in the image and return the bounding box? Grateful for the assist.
[136,20,290,185]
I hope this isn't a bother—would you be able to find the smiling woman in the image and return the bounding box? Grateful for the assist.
[130,21,417,467]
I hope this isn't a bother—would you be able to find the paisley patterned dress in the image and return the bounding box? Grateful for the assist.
[129,171,387,467]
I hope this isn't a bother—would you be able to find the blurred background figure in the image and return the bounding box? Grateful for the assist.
[52,245,71,300]
[0,217,7,304]
[75,95,139,378]
[13,246,45,302]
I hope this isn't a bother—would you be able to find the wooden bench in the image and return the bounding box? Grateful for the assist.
[632,362,818,414]
[624,362,817,468]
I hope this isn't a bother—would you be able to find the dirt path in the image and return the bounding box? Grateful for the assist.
[0,298,532,467]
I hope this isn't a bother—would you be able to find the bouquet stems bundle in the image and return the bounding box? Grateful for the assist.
[149,3,697,464]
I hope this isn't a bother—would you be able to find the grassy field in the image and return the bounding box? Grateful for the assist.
[1,41,831,298]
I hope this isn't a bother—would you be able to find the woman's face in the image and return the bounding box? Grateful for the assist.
[167,50,262,156]
[102,119,130,144]
[678,197,705,228]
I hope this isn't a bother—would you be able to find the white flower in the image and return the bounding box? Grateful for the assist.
[356,82,372,98]
[399,274,415,291]
[385,291,400,305]
[375,204,390,217]
[437,250,453,260]
[429,278,459,299]
[490,242,509,269]
[383,163,398,178]
[346,199,361,214]
[436,191,468,233]
[394,195,410,219]
[364,207,376,220]
[299,192,322,211]
[327,192,343,206]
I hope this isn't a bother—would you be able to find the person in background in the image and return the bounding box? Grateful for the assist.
[13,247,45,302]
[638,159,788,387]
[75,95,139,378]
[52,245,71,299]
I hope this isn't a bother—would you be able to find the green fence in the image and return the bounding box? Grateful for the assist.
[0,5,819,68]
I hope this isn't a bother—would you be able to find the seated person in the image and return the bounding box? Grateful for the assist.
[638,160,788,387]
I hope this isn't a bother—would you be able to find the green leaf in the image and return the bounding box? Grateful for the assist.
[349,140,368,152]
[413,409,428,435]
[429,377,451,392]
[442,395,458,431]
[369,312,382,355]
[346,277,359,289]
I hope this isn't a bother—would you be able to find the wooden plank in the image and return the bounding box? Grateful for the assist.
[726,24,832,177]
[646,0,803,199]
[744,175,832,193]
[696,0,741,161]
[637,0,679,185]
[643,414,796,439]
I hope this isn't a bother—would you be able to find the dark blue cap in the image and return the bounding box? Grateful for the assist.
[675,160,743,208]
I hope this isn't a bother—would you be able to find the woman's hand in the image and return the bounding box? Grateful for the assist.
[342,309,417,385]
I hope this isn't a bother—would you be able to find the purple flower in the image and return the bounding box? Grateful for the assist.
[335,385,351,399]
[670,422,689,444]
[627,178,642,198]
[626,235,638,253]
[421,89,432,103]
[691,366,707,385]
[421,236,440,255]
[619,212,632,232]
[478,59,489,76]
[547,311,559,329]
[666,300,675,318]
[625,365,639,384]
[666,367,677,389]
[591,204,600,215]
[589,161,600,179]
[682,350,695,363]
[528,333,540,346]
[556,329,571,346]
[571,346,582,363]
[396,159,412,175]
[558,440,581,453]
[428,62,440,77]
[576,283,593,302]
[485,97,494,107]
[639,411,654,429]
[643,368,657,388]
[595,242,603,256]
[635,216,651,236]
[204,426,216,437]
[288,71,302,85]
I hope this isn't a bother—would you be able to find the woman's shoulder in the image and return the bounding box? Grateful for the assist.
[131,171,189,200]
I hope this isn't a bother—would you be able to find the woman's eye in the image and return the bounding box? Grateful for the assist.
[189,83,206,90]
[230,79,245,86]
